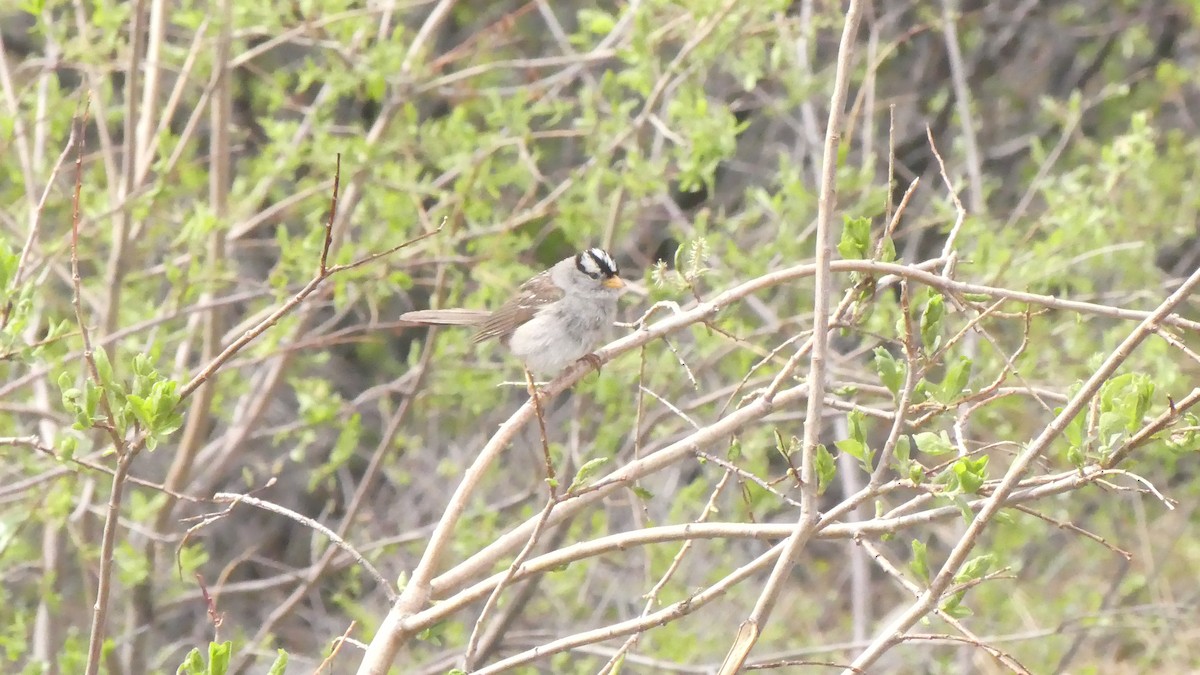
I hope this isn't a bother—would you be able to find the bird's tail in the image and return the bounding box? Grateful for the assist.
[398,309,490,326]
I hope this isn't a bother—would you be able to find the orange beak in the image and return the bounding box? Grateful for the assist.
[603,276,625,289]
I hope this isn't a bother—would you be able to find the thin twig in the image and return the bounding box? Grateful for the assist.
[938,0,984,214]
[207,493,395,601]
[473,543,788,675]
[719,2,865,671]
[72,97,136,675]
[315,621,357,674]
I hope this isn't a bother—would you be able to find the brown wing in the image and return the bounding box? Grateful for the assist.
[472,270,564,343]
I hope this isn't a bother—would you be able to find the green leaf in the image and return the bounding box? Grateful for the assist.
[837,215,872,260]
[919,294,944,352]
[84,380,103,421]
[878,235,897,262]
[815,444,835,495]
[92,346,114,387]
[913,431,954,456]
[133,352,154,377]
[157,411,185,437]
[940,590,972,618]
[267,650,289,675]
[894,436,911,463]
[177,648,204,675]
[937,357,971,403]
[630,485,653,500]
[1066,444,1085,468]
[908,462,924,484]
[59,434,78,461]
[835,438,871,472]
[60,382,83,416]
[847,409,868,446]
[956,553,994,582]
[872,347,904,395]
[953,456,988,493]
[773,429,797,460]
[126,394,154,429]
[567,457,610,492]
[909,539,929,582]
[153,380,181,418]
[207,641,232,675]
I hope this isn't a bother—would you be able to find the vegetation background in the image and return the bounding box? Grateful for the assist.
[2,1,1200,673]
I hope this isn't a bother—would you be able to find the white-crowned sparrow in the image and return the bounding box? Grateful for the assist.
[399,248,625,376]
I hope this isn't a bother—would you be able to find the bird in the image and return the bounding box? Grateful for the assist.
[399,248,625,377]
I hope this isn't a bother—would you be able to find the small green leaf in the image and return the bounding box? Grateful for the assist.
[567,457,610,492]
[910,539,929,582]
[158,412,185,437]
[835,438,871,472]
[847,409,868,446]
[92,346,114,386]
[873,347,904,395]
[908,462,924,484]
[815,444,835,495]
[953,456,988,493]
[919,295,944,352]
[894,436,911,463]
[61,385,83,416]
[207,641,232,675]
[837,215,872,260]
[630,485,653,500]
[773,429,797,460]
[59,434,78,461]
[937,357,971,403]
[1066,444,1084,468]
[878,235,897,262]
[267,650,289,675]
[178,648,204,674]
[153,380,181,418]
[126,394,154,428]
[940,590,972,618]
[913,431,955,456]
[84,380,103,420]
[956,553,994,582]
[133,353,153,377]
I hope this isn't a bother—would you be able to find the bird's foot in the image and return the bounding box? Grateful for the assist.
[577,353,603,374]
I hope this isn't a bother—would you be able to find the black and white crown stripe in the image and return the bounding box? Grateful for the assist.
[575,248,619,280]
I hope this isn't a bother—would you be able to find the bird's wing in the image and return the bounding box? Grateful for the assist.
[472,270,564,343]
